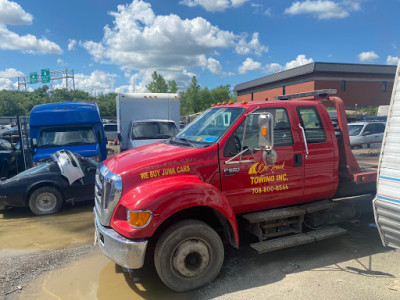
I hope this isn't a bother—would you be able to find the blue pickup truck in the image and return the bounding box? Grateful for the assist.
[29,102,107,163]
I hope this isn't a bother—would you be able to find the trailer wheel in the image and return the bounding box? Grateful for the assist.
[28,186,63,215]
[154,219,224,292]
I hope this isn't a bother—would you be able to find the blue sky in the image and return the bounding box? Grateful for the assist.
[0,0,399,94]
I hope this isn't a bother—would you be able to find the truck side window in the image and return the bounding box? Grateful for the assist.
[297,107,326,143]
[223,108,293,157]
[256,108,293,147]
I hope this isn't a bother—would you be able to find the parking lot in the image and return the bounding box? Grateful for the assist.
[0,148,399,299]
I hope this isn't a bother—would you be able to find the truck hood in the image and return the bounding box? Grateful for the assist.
[104,142,218,186]
[34,144,99,162]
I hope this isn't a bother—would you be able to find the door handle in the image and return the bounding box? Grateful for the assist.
[294,153,302,167]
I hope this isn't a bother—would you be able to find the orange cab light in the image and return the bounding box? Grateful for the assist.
[228,101,234,104]
[154,96,157,98]
[128,210,152,228]
[241,100,248,104]
[262,127,268,136]
[222,101,227,105]
[211,104,215,107]
[217,102,221,105]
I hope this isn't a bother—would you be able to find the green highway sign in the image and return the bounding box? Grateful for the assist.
[29,72,38,84]
[41,69,50,83]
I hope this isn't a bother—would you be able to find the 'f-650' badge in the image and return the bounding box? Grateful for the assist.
[224,168,240,175]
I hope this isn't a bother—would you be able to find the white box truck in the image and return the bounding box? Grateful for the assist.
[373,62,400,249]
[117,93,180,151]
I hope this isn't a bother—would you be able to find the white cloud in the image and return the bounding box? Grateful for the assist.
[0,1,62,54]
[265,54,314,73]
[68,39,77,51]
[0,78,16,90]
[386,56,400,65]
[0,0,33,25]
[0,67,24,78]
[284,0,361,19]
[57,58,67,66]
[235,32,268,56]
[285,54,314,69]
[358,51,379,62]
[239,58,263,74]
[179,0,249,12]
[73,70,118,94]
[82,1,265,85]
[263,8,272,16]
[265,63,284,73]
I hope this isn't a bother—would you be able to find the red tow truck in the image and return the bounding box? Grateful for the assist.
[94,89,376,291]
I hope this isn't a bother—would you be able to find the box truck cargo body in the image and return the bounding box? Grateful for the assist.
[116,93,179,151]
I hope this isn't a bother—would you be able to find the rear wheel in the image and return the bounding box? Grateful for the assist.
[28,186,63,215]
[154,219,224,292]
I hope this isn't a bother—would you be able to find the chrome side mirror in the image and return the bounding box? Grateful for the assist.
[258,113,277,166]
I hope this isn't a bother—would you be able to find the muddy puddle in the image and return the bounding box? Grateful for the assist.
[20,252,191,300]
[0,201,95,252]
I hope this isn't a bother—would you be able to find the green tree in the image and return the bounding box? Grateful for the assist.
[147,71,168,93]
[168,80,178,93]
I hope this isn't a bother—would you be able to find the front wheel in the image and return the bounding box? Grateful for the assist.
[154,219,224,292]
[28,186,63,215]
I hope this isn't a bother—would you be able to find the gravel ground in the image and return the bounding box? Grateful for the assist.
[0,244,97,300]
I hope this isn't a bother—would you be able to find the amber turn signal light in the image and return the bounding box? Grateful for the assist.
[128,210,152,228]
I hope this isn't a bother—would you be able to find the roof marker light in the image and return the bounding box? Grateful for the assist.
[217,102,221,105]
[241,100,248,104]
[229,101,234,104]
[222,101,227,105]
[211,104,215,107]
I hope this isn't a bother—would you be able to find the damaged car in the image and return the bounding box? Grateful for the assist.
[0,150,96,215]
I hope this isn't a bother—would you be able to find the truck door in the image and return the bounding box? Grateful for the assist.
[219,107,305,214]
[296,106,337,200]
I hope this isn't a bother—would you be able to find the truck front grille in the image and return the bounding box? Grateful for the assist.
[95,162,122,226]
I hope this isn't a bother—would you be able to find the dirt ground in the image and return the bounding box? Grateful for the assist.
[1,148,399,299]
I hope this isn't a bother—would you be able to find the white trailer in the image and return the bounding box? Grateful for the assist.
[373,62,400,249]
[116,93,180,151]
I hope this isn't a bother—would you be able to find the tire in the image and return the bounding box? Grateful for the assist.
[154,219,224,292]
[28,186,63,215]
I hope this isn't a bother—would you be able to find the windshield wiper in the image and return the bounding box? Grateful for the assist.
[170,137,194,147]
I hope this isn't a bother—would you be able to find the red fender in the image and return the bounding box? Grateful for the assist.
[111,175,239,247]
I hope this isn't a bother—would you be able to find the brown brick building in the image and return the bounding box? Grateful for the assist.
[234,62,396,107]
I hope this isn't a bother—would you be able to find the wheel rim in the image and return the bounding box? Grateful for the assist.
[172,239,210,277]
[35,192,57,212]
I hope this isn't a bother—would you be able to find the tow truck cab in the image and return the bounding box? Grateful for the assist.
[94,90,376,292]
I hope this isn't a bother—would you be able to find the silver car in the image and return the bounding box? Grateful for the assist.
[348,121,385,149]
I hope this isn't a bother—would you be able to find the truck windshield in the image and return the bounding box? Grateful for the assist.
[131,122,178,140]
[38,126,97,148]
[348,124,363,136]
[175,107,245,146]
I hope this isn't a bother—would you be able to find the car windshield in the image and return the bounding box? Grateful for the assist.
[131,122,178,139]
[174,107,246,146]
[348,125,364,136]
[38,126,96,148]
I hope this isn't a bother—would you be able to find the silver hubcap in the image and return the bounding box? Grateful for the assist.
[172,239,210,277]
[36,192,57,212]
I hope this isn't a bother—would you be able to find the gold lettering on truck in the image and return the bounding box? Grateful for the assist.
[140,165,191,180]
[248,161,289,193]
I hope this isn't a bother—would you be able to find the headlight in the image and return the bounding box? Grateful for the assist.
[127,210,152,228]
[87,155,100,162]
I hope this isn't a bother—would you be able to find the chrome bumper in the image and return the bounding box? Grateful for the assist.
[94,210,148,269]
